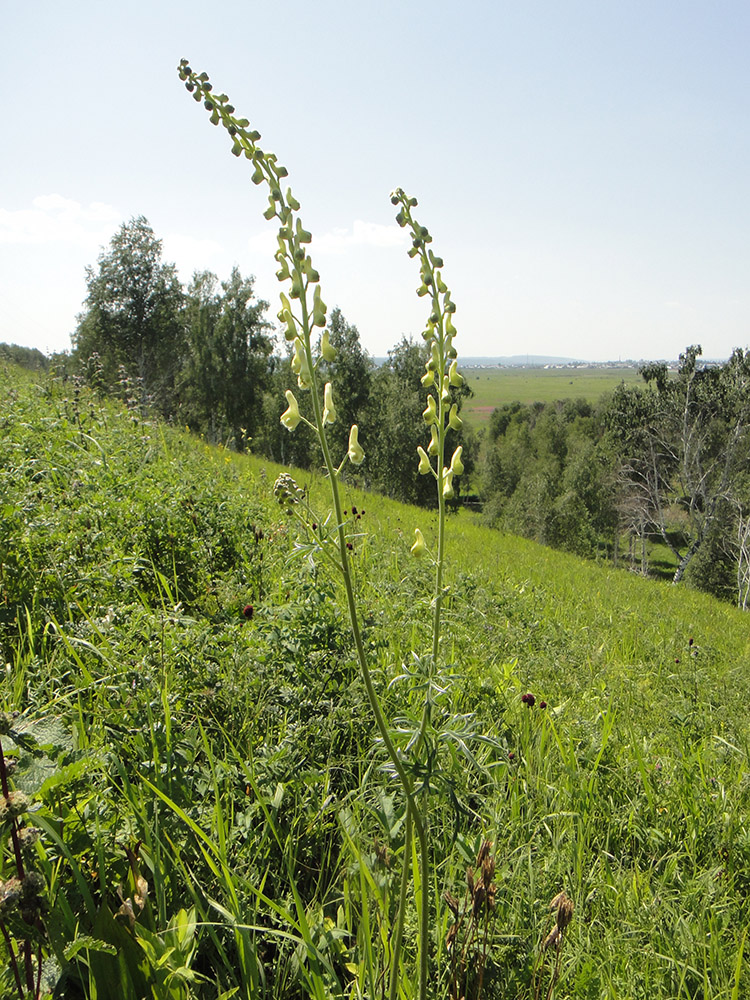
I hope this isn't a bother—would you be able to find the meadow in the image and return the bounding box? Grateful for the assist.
[462,367,645,426]
[1,361,749,999]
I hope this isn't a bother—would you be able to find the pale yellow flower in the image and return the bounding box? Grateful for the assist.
[417,446,431,474]
[348,424,365,466]
[323,382,337,424]
[410,528,426,557]
[280,391,301,432]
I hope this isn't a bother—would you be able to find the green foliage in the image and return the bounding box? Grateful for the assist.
[73,217,185,413]
[180,267,274,448]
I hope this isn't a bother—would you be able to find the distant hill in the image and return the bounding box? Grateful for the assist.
[461,355,582,367]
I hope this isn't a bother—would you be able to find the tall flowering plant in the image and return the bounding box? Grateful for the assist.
[178,60,467,999]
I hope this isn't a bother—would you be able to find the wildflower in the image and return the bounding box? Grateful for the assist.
[273,472,304,507]
[421,368,435,387]
[346,542,354,550]
[321,328,336,361]
[242,604,254,620]
[448,403,462,431]
[539,700,547,709]
[417,446,431,474]
[448,359,464,387]
[291,337,312,388]
[441,375,451,403]
[442,467,455,499]
[411,528,426,557]
[423,395,437,425]
[450,446,464,475]
[427,424,439,456]
[280,390,301,431]
[323,382,337,424]
[521,692,535,707]
[348,424,365,465]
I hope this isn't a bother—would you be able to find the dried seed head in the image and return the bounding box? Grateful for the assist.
[445,922,457,951]
[542,924,560,950]
[482,856,495,888]
[476,839,492,867]
[472,883,487,918]
[466,867,475,896]
[443,890,460,917]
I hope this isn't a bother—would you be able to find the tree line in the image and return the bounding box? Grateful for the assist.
[481,345,750,606]
[12,214,749,606]
[65,216,476,507]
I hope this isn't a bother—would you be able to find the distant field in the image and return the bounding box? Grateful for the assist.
[462,365,644,425]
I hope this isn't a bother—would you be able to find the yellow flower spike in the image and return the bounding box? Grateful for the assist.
[448,403,463,431]
[449,360,464,387]
[441,375,451,403]
[450,446,464,475]
[323,382,337,424]
[280,390,301,432]
[321,329,337,362]
[347,424,365,466]
[423,395,437,426]
[410,528,426,557]
[427,424,439,456]
[443,467,455,500]
[417,446,431,475]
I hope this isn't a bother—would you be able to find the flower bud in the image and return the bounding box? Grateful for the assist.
[280,391,301,431]
[323,382,337,424]
[312,285,327,327]
[410,528,426,557]
[321,329,336,362]
[448,404,463,431]
[450,446,464,475]
[448,360,464,387]
[423,395,437,426]
[417,446,431,474]
[348,425,365,466]
[428,424,439,456]
[443,468,455,499]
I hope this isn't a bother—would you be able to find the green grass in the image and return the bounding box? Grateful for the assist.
[462,366,645,425]
[1,361,749,999]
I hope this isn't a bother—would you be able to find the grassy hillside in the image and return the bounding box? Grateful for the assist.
[1,362,749,999]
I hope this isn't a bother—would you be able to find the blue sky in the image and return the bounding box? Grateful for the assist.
[3,0,749,361]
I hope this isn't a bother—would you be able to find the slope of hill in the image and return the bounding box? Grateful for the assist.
[1,361,749,999]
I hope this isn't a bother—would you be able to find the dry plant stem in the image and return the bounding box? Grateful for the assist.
[0,737,35,1000]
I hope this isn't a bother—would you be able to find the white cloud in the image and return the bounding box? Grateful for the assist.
[0,195,120,246]
[162,233,225,277]
[315,220,409,254]
[243,220,408,260]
